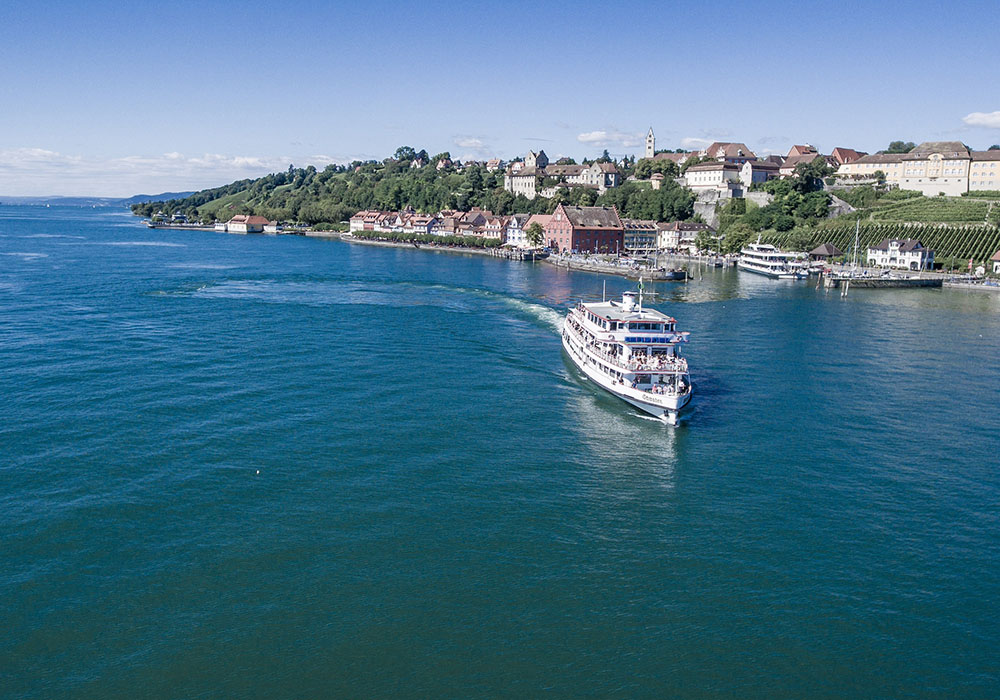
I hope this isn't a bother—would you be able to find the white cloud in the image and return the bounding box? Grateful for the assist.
[454,137,485,149]
[576,129,643,149]
[962,111,1000,129]
[0,148,354,197]
[680,137,713,150]
[452,136,492,160]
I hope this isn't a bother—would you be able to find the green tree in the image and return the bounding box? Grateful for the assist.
[989,145,1000,151]
[526,222,544,247]
[883,141,916,154]
[694,230,714,253]
[394,146,416,161]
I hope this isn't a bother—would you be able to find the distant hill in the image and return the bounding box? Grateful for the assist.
[0,191,194,207]
[118,191,195,206]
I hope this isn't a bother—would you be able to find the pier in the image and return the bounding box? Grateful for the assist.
[489,248,549,261]
[823,275,942,289]
[547,255,687,281]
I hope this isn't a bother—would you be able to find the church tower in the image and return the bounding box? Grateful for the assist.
[645,127,655,159]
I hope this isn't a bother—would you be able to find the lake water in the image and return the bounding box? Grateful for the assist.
[2,206,999,697]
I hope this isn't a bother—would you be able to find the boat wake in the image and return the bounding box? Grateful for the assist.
[498,297,564,335]
[167,263,238,270]
[1,252,48,259]
[100,241,187,247]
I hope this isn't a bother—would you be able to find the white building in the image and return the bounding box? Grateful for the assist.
[867,238,934,271]
[656,222,714,253]
[504,168,539,199]
[740,160,780,187]
[505,214,531,248]
[684,162,743,196]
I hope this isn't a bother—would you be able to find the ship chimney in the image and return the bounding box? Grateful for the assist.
[622,291,638,311]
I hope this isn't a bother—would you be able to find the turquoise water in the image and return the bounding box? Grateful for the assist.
[2,207,999,698]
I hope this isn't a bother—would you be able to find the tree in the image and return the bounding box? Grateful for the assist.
[526,222,544,247]
[694,230,714,253]
[989,145,1000,151]
[873,169,887,183]
[793,157,833,193]
[883,141,916,154]
[680,155,714,173]
[394,146,417,161]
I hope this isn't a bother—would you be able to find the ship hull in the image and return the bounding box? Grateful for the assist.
[737,261,806,279]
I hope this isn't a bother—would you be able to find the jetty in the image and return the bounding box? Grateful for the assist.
[943,279,1000,293]
[145,221,215,232]
[489,248,549,261]
[823,274,941,289]
[547,255,687,281]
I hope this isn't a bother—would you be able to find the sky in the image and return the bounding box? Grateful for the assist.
[1,0,999,196]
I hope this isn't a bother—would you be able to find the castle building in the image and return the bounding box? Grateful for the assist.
[836,142,1000,196]
[645,128,655,159]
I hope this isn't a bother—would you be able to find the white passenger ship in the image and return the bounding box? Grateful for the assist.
[738,240,807,279]
[562,289,692,424]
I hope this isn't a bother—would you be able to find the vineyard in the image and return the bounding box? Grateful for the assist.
[762,222,1000,263]
[867,197,991,223]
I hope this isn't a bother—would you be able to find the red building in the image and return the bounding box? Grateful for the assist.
[544,204,624,254]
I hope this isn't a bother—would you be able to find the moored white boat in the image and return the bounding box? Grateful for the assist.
[738,240,807,279]
[562,288,692,424]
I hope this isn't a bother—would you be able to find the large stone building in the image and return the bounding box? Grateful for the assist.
[837,141,1000,196]
[543,204,624,253]
[684,162,743,196]
[505,167,540,199]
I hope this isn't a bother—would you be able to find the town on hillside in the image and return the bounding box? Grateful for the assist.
[135,131,1000,275]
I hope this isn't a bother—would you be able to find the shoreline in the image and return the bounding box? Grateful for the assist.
[333,233,500,258]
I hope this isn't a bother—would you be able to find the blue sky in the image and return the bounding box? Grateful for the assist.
[1,0,999,195]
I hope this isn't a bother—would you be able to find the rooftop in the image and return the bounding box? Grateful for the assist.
[559,205,623,229]
[583,299,675,323]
